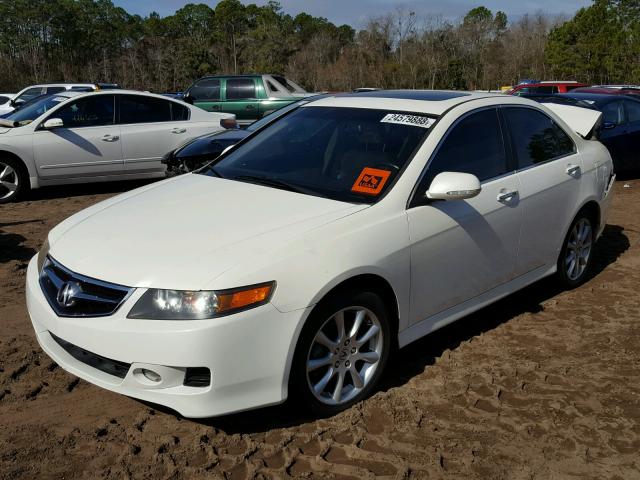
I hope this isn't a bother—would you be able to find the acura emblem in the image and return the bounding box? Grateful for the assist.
[57,281,82,308]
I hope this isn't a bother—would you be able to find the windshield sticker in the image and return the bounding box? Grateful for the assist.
[351,167,392,195]
[381,113,435,129]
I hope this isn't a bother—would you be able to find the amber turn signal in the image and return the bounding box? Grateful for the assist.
[217,283,274,313]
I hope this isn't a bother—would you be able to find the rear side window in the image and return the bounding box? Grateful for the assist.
[624,99,640,123]
[503,107,575,168]
[226,78,256,100]
[119,95,171,124]
[46,86,66,94]
[189,78,221,101]
[171,102,190,121]
[55,95,115,128]
[421,108,508,188]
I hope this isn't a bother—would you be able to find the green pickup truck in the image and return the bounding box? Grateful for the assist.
[183,74,314,126]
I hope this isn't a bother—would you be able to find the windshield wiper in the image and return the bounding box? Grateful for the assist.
[231,175,307,194]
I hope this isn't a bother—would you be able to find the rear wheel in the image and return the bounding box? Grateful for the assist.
[0,157,28,204]
[290,290,391,416]
[557,211,595,288]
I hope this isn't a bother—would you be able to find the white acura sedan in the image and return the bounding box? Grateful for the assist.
[0,90,234,203]
[26,91,615,418]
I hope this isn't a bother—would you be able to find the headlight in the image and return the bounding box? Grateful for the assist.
[37,237,50,273]
[127,282,275,320]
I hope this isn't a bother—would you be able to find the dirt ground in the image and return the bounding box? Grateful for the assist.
[1,178,639,480]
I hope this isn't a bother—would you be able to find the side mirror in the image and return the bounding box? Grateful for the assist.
[42,118,64,129]
[183,93,194,105]
[426,172,481,201]
[603,122,616,130]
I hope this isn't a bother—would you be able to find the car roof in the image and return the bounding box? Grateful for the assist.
[556,92,635,103]
[302,90,504,116]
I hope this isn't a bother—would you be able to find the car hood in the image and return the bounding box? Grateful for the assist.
[48,174,367,290]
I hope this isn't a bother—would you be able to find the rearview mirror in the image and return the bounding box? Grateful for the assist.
[42,118,64,129]
[426,172,481,201]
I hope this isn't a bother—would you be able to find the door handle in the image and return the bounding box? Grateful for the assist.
[566,164,581,176]
[211,105,219,110]
[497,189,518,202]
[102,134,119,142]
[171,128,187,134]
[245,105,256,110]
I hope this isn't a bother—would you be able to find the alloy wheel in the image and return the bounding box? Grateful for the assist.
[565,218,592,281]
[0,162,19,200]
[306,307,384,405]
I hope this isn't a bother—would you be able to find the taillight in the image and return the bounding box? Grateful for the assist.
[220,118,237,129]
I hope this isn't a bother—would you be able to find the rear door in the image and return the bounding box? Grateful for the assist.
[621,98,640,171]
[189,78,223,113]
[503,106,582,275]
[118,94,205,174]
[223,77,260,125]
[598,99,627,170]
[33,94,123,179]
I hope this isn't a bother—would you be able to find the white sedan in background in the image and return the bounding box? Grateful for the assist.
[0,90,235,203]
[26,91,614,418]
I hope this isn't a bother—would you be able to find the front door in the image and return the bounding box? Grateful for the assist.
[223,77,260,125]
[407,108,522,324]
[33,95,123,179]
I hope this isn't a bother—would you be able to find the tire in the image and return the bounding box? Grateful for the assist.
[0,157,28,204]
[290,290,392,417]
[556,210,595,288]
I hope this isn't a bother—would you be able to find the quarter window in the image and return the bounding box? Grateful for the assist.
[189,78,221,101]
[420,108,508,190]
[55,95,115,128]
[503,107,575,168]
[226,78,256,100]
[119,95,171,124]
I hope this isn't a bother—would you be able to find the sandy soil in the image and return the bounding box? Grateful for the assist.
[1,178,639,480]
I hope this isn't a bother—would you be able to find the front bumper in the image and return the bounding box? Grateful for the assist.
[25,256,309,418]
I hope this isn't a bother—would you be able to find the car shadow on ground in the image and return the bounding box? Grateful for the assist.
[0,220,42,264]
[142,224,630,434]
[24,179,157,201]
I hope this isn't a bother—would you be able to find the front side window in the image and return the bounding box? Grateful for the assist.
[199,107,433,203]
[54,95,115,128]
[601,100,624,125]
[226,78,256,100]
[189,78,221,101]
[624,99,640,123]
[419,108,508,192]
[503,107,575,168]
[119,95,171,124]
[15,87,44,104]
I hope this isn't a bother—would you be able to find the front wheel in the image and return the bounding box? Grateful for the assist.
[557,212,595,288]
[290,290,391,416]
[0,157,28,204]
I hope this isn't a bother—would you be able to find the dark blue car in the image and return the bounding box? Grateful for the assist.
[524,93,640,173]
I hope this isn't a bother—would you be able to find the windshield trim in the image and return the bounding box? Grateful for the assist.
[198,106,439,205]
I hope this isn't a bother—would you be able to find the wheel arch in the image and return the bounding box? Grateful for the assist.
[0,149,34,182]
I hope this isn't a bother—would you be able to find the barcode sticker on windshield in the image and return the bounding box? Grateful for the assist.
[381,113,435,129]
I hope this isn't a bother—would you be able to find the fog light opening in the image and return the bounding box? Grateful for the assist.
[141,369,161,383]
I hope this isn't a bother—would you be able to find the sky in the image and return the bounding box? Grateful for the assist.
[113,0,593,28]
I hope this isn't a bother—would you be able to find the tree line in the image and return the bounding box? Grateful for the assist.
[0,0,637,93]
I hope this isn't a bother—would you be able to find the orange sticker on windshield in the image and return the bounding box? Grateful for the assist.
[351,167,392,195]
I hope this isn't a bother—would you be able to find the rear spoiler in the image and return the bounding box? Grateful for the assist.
[540,103,602,139]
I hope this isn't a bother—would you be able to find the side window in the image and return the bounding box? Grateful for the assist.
[624,100,640,123]
[119,95,171,124]
[55,95,115,128]
[530,86,555,94]
[171,102,190,121]
[226,78,256,100]
[189,78,220,101]
[420,108,508,190]
[601,101,623,125]
[45,86,66,94]
[503,107,575,168]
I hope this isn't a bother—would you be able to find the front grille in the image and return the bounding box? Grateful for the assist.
[51,332,131,379]
[39,256,133,317]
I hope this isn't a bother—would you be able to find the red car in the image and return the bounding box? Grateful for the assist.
[508,81,588,95]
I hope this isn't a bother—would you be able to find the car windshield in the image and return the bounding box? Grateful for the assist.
[246,100,306,132]
[200,106,434,203]
[5,95,70,125]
